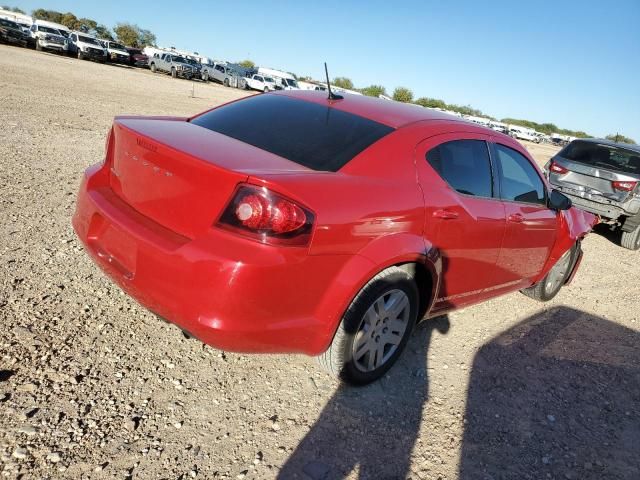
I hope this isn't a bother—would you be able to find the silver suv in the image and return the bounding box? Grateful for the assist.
[545,138,640,250]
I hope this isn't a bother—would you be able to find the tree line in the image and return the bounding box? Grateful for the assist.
[1,6,157,48]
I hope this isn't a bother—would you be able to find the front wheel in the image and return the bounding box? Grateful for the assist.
[77,50,84,60]
[150,63,156,73]
[621,225,640,250]
[521,244,578,302]
[318,266,418,385]
[202,71,209,82]
[35,39,42,51]
[171,68,177,78]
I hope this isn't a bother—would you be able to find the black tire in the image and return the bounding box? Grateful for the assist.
[263,87,268,93]
[223,78,230,87]
[150,63,156,73]
[35,39,42,51]
[318,266,418,385]
[621,225,640,250]
[171,68,177,79]
[77,50,84,60]
[521,244,578,302]
[202,71,209,82]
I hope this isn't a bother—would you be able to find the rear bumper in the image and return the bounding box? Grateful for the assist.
[554,187,638,220]
[72,166,352,355]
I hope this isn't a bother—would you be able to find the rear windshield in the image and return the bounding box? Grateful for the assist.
[190,95,394,171]
[559,140,640,175]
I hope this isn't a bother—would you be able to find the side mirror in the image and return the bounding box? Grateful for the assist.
[548,190,572,211]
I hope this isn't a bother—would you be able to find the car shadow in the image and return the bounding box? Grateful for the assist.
[278,315,451,479]
[459,306,640,479]
[592,223,623,247]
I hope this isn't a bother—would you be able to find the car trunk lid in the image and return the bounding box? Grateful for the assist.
[108,117,310,238]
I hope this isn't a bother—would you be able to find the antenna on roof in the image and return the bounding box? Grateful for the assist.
[324,62,343,101]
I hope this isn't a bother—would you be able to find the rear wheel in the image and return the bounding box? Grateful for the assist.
[318,266,418,385]
[621,225,640,250]
[521,244,578,302]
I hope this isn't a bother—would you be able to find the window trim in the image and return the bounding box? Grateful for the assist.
[491,142,549,207]
[425,139,499,201]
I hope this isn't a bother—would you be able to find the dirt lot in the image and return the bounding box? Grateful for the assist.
[1,45,639,480]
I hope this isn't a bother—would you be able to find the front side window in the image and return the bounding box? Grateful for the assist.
[426,140,493,198]
[494,144,545,205]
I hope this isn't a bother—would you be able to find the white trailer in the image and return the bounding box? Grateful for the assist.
[0,8,32,31]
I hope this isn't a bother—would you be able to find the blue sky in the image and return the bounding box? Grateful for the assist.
[9,0,640,140]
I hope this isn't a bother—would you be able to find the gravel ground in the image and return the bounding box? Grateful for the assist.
[1,45,639,480]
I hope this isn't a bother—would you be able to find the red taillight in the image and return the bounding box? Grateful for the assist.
[612,180,638,192]
[549,161,569,174]
[217,184,315,246]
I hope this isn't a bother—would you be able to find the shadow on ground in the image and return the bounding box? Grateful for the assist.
[278,316,451,479]
[459,306,640,480]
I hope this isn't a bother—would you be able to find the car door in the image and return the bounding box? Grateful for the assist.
[415,133,506,312]
[491,141,558,284]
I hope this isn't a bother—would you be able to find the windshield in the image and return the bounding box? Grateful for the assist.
[109,42,126,50]
[172,56,187,63]
[190,95,394,172]
[559,141,640,175]
[38,26,61,35]
[285,79,298,87]
[78,35,101,45]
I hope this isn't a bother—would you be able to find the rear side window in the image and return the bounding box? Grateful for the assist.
[191,95,394,172]
[559,140,640,175]
[426,140,493,198]
[494,144,545,205]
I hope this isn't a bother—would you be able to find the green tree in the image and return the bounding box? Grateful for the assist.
[94,24,114,40]
[114,23,156,47]
[360,85,387,97]
[2,5,25,13]
[414,97,447,109]
[332,77,354,90]
[239,59,255,69]
[31,9,63,23]
[606,134,636,144]
[392,87,413,103]
[139,28,156,47]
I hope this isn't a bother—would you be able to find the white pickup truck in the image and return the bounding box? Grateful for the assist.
[245,74,276,92]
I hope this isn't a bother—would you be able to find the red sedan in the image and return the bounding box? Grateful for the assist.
[73,91,596,384]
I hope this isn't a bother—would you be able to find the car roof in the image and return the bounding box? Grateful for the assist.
[571,137,640,154]
[279,90,469,129]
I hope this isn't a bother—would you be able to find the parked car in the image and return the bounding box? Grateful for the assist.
[68,32,107,61]
[257,67,299,90]
[545,138,640,250]
[149,52,194,79]
[72,91,595,385]
[101,40,130,64]
[509,125,539,143]
[183,57,202,78]
[245,74,276,92]
[201,62,246,88]
[0,18,28,46]
[28,23,68,53]
[125,47,148,68]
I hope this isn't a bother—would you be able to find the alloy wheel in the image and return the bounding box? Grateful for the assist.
[351,289,410,372]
